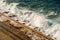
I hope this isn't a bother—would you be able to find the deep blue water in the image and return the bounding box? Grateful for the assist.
[5,0,60,11]
[5,0,60,19]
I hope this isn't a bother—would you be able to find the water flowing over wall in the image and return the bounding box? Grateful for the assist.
[0,0,60,40]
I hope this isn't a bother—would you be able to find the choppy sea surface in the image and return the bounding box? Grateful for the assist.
[5,0,60,22]
[0,0,60,40]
